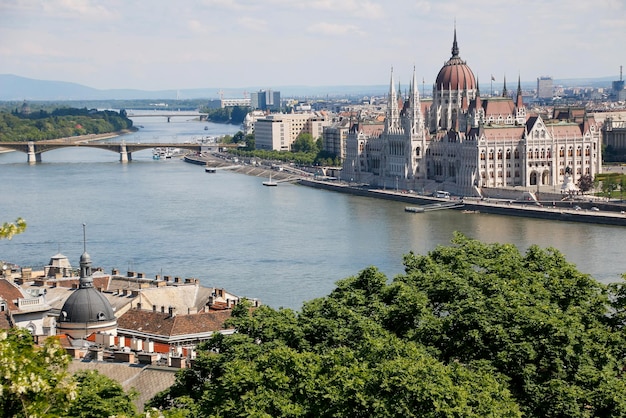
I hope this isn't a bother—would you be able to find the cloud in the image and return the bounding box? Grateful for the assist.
[188,19,214,35]
[307,22,365,37]
[237,16,268,32]
[40,0,118,20]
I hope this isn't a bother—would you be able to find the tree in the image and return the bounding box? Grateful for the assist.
[0,217,26,239]
[149,234,626,417]
[398,233,626,417]
[68,370,138,418]
[244,133,255,150]
[0,329,75,418]
[577,174,594,193]
[291,133,318,153]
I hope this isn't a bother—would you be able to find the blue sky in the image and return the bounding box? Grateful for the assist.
[1,0,624,93]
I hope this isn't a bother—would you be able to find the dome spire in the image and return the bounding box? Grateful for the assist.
[451,22,459,57]
[79,223,93,288]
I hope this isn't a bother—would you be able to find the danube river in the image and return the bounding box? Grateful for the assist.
[1,117,625,309]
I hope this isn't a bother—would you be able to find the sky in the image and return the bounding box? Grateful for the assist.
[1,0,624,94]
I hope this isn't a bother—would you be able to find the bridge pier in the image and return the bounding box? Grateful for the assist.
[27,141,41,164]
[119,143,131,163]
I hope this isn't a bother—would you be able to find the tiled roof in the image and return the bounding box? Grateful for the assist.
[0,279,24,311]
[117,309,233,338]
[483,97,515,117]
[481,126,525,141]
[550,124,583,139]
[67,360,177,412]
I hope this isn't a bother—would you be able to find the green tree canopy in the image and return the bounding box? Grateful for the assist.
[68,370,138,418]
[150,233,626,417]
[291,133,318,153]
[0,329,75,417]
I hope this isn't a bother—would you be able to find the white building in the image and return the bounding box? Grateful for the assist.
[255,112,329,151]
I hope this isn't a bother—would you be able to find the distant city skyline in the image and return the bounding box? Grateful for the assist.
[1,0,624,93]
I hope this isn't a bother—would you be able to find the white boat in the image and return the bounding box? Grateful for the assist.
[263,173,277,187]
[152,147,181,160]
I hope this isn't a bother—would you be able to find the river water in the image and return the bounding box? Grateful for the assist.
[1,117,624,309]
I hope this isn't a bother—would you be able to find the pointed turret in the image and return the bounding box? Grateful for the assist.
[387,67,400,131]
[516,75,524,108]
[502,75,508,97]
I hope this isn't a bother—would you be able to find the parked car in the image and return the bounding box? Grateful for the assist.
[591,207,600,212]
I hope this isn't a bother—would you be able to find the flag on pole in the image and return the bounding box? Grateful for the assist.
[491,75,496,81]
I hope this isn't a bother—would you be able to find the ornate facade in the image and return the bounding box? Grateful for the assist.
[342,29,602,196]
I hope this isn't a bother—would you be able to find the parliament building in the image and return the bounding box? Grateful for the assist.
[342,29,602,196]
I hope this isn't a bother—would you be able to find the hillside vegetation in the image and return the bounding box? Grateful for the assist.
[0,107,133,142]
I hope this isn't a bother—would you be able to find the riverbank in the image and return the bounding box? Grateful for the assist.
[299,179,626,227]
[187,153,626,226]
[184,153,305,182]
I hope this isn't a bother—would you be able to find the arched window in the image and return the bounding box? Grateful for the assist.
[559,147,565,157]
[514,149,520,159]
[480,151,486,160]
[497,150,503,159]
[506,149,511,159]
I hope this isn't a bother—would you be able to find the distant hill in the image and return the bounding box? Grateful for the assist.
[0,74,181,101]
[0,74,616,102]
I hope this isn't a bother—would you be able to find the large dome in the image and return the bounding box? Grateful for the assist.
[59,286,115,323]
[435,30,476,91]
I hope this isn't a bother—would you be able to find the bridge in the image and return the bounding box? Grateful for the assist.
[126,110,208,122]
[0,141,240,163]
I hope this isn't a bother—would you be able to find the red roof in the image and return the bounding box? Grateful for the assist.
[117,308,234,338]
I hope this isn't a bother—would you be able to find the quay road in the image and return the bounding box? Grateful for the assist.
[0,140,239,163]
[299,180,626,227]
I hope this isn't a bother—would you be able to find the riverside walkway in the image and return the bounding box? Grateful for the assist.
[298,179,626,227]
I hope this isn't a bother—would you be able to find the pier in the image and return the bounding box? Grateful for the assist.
[405,202,465,213]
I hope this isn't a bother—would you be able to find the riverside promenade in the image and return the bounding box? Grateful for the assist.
[298,179,626,227]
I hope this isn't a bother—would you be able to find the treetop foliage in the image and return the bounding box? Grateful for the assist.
[0,329,138,418]
[150,233,626,417]
[0,218,26,240]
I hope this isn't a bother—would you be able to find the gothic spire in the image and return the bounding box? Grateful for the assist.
[387,67,399,131]
[516,74,524,108]
[451,24,459,57]
[502,75,508,97]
